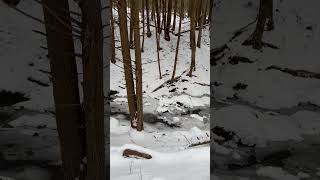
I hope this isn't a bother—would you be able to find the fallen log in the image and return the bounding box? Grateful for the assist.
[188,140,210,147]
[152,69,188,93]
[123,149,152,159]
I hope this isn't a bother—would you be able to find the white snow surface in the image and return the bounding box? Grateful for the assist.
[212,0,320,179]
[110,117,210,180]
[111,144,209,180]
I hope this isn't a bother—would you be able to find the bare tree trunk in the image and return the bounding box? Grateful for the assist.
[171,0,177,32]
[154,0,162,79]
[164,0,172,41]
[242,0,273,49]
[161,0,167,35]
[141,0,145,51]
[104,0,112,174]
[129,0,134,48]
[196,0,202,27]
[203,0,209,25]
[131,0,144,131]
[188,1,192,47]
[197,0,208,48]
[79,0,105,179]
[155,0,161,34]
[146,0,152,37]
[42,0,85,179]
[188,0,196,77]
[111,0,116,63]
[265,0,274,31]
[171,0,183,82]
[208,0,213,24]
[151,0,155,21]
[117,0,137,126]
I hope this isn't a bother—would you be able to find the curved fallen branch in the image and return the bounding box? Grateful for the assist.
[123,149,152,159]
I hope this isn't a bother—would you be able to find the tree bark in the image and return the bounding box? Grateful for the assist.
[151,0,155,21]
[111,0,116,63]
[146,0,152,37]
[188,0,197,77]
[155,0,161,34]
[208,0,213,24]
[42,0,85,180]
[196,0,203,27]
[197,0,208,48]
[129,0,134,48]
[171,0,184,82]
[117,0,137,127]
[242,0,273,49]
[154,0,162,79]
[141,0,145,52]
[161,0,167,35]
[171,0,177,32]
[164,0,172,41]
[265,0,274,31]
[131,0,144,131]
[79,0,106,179]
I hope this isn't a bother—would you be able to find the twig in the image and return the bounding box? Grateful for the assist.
[188,140,210,147]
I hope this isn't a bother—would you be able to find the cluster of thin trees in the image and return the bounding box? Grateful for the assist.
[112,0,212,133]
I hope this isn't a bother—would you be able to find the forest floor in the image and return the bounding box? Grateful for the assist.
[109,14,210,180]
[212,0,320,179]
[0,1,211,180]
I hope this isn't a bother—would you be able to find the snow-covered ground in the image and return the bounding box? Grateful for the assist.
[110,12,210,179]
[212,0,320,179]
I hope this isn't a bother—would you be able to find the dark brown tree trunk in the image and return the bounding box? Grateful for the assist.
[188,0,196,77]
[151,0,155,21]
[243,0,273,49]
[203,0,209,25]
[104,0,112,174]
[111,0,116,63]
[146,0,152,37]
[141,0,145,51]
[171,0,177,32]
[188,1,192,47]
[117,0,137,126]
[208,0,213,24]
[265,0,274,31]
[154,0,162,79]
[42,0,85,180]
[197,0,208,48]
[155,0,161,34]
[164,0,172,41]
[161,0,167,35]
[131,0,144,131]
[196,0,203,27]
[129,0,134,49]
[79,0,106,179]
[171,0,183,82]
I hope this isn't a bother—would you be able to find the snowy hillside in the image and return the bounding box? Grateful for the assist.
[212,0,320,179]
[110,9,210,179]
